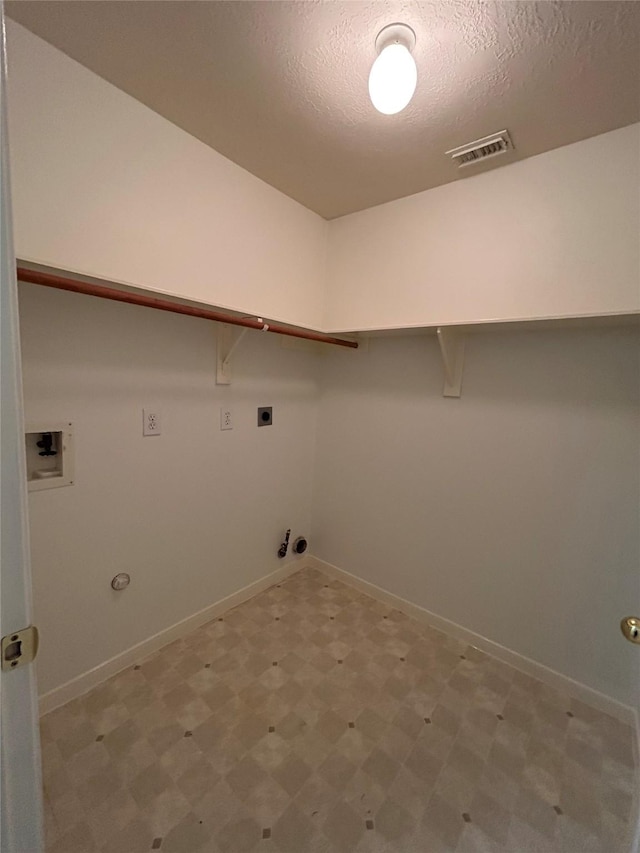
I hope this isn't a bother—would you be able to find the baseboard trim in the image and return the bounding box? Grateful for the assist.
[308,555,635,725]
[39,560,303,715]
[41,555,635,728]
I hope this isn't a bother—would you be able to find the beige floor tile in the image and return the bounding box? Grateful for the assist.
[272,802,317,851]
[161,811,213,853]
[456,822,507,853]
[176,755,220,803]
[128,762,174,809]
[193,778,246,829]
[100,816,155,853]
[374,799,415,843]
[467,790,511,845]
[435,764,478,812]
[76,764,123,812]
[39,567,636,853]
[421,793,465,850]
[48,821,95,853]
[319,752,358,791]
[141,786,192,837]
[85,788,140,848]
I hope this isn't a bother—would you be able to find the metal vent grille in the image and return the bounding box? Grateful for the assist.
[446,131,513,168]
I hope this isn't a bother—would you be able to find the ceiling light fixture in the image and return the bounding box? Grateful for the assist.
[368,23,417,116]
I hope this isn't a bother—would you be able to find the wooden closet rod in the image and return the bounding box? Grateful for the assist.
[17,267,359,350]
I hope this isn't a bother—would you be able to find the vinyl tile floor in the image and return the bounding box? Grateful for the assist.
[41,568,637,853]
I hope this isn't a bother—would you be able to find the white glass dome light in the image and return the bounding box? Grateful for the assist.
[368,23,417,116]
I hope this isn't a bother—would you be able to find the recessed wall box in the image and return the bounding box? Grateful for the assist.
[257,407,273,427]
[25,423,74,491]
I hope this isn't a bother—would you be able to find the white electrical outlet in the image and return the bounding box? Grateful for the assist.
[220,407,233,431]
[143,409,161,436]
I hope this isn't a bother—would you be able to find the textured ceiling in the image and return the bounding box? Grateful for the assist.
[7,1,640,219]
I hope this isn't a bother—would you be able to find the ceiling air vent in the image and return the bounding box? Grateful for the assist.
[446,130,513,168]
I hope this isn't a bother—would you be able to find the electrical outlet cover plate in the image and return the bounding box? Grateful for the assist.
[257,407,273,427]
[220,408,233,431]
[143,409,161,436]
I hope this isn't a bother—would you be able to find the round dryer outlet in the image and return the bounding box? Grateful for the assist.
[293,537,308,555]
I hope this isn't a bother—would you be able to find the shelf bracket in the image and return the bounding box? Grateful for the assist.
[216,317,271,383]
[216,323,249,384]
[436,327,465,397]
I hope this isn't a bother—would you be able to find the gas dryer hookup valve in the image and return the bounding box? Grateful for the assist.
[278,529,291,558]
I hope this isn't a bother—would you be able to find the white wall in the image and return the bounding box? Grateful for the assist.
[7,22,327,331]
[325,124,640,332]
[312,328,640,707]
[18,281,319,695]
[8,23,639,340]
[18,288,640,710]
[10,17,640,713]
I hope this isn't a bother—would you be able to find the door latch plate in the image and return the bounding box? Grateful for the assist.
[1,625,39,671]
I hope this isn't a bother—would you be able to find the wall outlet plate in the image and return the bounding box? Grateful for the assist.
[257,407,272,427]
[143,409,161,436]
[220,407,233,430]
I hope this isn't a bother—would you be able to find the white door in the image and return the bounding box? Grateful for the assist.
[0,8,44,852]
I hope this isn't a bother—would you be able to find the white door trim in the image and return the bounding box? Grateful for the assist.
[0,8,44,850]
